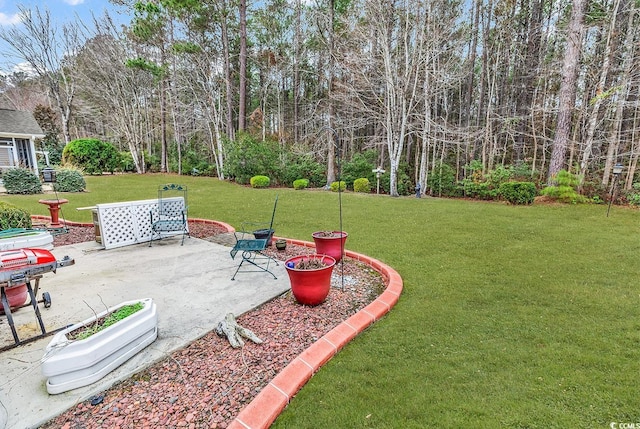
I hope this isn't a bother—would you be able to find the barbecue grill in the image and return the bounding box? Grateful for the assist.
[0,248,74,351]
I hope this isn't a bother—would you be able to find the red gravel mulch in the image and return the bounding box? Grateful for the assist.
[42,223,384,429]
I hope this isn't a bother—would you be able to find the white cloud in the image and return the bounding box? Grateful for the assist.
[0,12,21,26]
[63,0,86,5]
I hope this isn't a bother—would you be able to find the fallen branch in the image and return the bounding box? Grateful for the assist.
[215,313,263,348]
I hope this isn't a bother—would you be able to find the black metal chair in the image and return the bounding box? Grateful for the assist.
[230,195,279,280]
[149,184,190,246]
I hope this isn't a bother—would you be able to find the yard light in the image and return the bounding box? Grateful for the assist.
[372,166,385,195]
[607,163,624,217]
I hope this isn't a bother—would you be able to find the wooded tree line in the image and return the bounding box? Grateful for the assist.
[1,0,639,197]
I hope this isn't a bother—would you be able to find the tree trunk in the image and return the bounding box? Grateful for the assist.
[239,0,247,132]
[547,0,586,183]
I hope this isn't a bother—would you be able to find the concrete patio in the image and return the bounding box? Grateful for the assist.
[0,235,289,429]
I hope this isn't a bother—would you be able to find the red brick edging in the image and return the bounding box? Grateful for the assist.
[228,237,403,429]
[32,216,402,428]
[30,216,236,233]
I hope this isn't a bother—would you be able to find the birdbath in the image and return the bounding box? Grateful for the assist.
[38,198,68,228]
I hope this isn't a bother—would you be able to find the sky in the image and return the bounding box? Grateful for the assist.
[0,0,131,73]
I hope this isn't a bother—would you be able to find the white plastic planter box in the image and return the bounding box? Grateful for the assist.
[41,298,157,394]
[0,230,53,251]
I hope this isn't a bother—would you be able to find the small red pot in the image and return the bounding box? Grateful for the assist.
[312,231,348,262]
[284,255,336,306]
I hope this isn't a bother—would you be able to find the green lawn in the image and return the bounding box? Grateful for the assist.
[4,174,640,428]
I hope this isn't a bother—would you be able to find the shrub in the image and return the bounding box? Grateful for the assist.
[250,175,270,188]
[62,138,120,175]
[3,168,42,194]
[293,179,309,190]
[53,168,86,192]
[353,178,370,193]
[223,132,280,184]
[499,182,537,205]
[427,162,457,197]
[625,182,640,206]
[342,150,377,187]
[279,154,325,188]
[541,170,587,204]
[330,181,346,192]
[0,201,32,229]
[119,151,136,172]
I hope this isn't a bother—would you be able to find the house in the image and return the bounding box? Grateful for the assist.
[0,108,46,175]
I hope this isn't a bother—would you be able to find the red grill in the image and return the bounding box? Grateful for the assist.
[1,248,74,351]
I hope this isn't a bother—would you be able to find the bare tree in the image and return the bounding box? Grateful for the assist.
[0,6,87,145]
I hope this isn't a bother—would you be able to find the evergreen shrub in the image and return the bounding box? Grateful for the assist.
[279,154,325,188]
[499,182,537,205]
[353,178,370,193]
[3,168,42,194]
[62,138,120,175]
[625,183,640,206]
[250,175,270,188]
[342,151,376,187]
[53,168,86,192]
[293,179,309,190]
[541,170,587,204]
[0,201,32,229]
[330,181,346,192]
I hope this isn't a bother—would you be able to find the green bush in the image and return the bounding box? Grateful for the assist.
[342,150,377,187]
[353,178,370,193]
[119,151,136,172]
[62,138,120,175]
[250,175,270,188]
[279,154,326,188]
[53,168,86,192]
[0,201,32,229]
[427,162,457,197]
[460,162,514,200]
[541,170,587,204]
[293,179,309,190]
[499,182,537,205]
[223,132,280,184]
[462,180,497,200]
[330,181,346,192]
[3,168,42,194]
[625,183,640,206]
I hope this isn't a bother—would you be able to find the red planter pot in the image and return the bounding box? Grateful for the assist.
[312,231,348,263]
[284,255,336,306]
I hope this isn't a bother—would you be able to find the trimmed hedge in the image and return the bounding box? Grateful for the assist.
[293,179,309,190]
[250,175,270,188]
[53,168,86,192]
[330,181,347,192]
[3,168,42,194]
[499,182,537,205]
[62,138,120,175]
[0,201,32,229]
[353,178,370,193]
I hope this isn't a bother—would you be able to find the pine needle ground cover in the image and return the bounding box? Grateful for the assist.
[5,174,639,428]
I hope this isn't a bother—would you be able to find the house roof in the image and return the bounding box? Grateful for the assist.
[0,108,45,138]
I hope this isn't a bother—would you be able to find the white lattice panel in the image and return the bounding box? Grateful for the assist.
[96,198,186,249]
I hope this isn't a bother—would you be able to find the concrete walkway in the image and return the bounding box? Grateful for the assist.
[0,236,289,429]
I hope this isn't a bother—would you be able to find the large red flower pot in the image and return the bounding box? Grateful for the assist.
[284,255,336,306]
[312,231,348,262]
